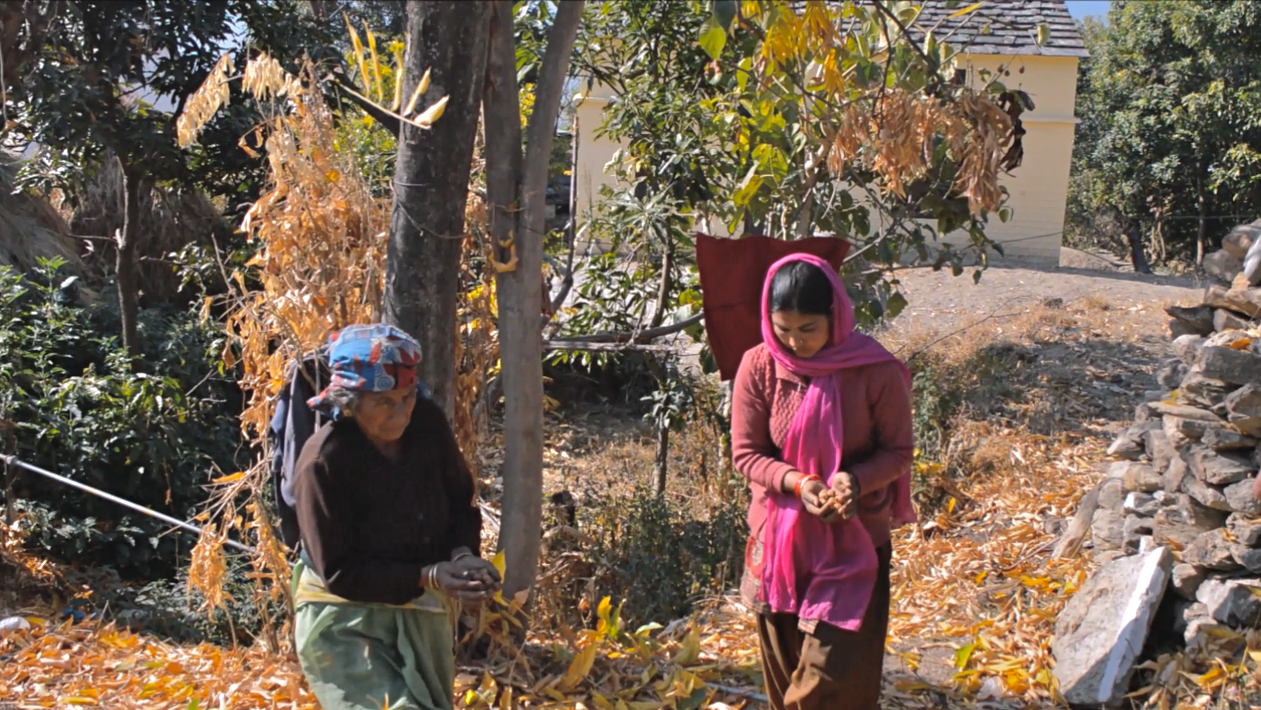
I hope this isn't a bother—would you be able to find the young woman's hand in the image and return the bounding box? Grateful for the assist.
[798,477,839,519]
[827,471,859,521]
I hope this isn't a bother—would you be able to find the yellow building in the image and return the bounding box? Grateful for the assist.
[571,0,1089,266]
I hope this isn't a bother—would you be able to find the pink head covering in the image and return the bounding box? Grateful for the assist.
[758,253,915,631]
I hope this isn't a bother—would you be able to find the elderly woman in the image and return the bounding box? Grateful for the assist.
[292,324,500,710]
[731,254,915,710]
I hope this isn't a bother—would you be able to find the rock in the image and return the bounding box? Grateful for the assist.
[1227,513,1261,546]
[1183,473,1232,512]
[0,617,31,638]
[1204,250,1244,284]
[1170,320,1201,339]
[1186,616,1236,653]
[1178,370,1234,410]
[1098,476,1126,511]
[1165,304,1216,334]
[1189,446,1255,485]
[1136,402,1161,423]
[1216,308,1253,333]
[1196,576,1261,627]
[1091,507,1127,550]
[1207,329,1253,348]
[1224,223,1260,260]
[1202,427,1258,451]
[1205,279,1261,319]
[1139,536,1158,554]
[1108,423,1157,461]
[1225,478,1261,516]
[1225,384,1261,437]
[1124,492,1160,517]
[1247,235,1261,286]
[1199,346,1261,386]
[1175,600,1209,636]
[1162,453,1189,495]
[1146,430,1177,474]
[1171,563,1205,600]
[1153,494,1229,547]
[1182,530,1241,571]
[1153,402,1224,421]
[1116,461,1163,493]
[1124,517,1155,554]
[1157,359,1188,390]
[1165,414,1219,448]
[1051,547,1171,708]
[1173,334,1208,367]
[1232,543,1261,573]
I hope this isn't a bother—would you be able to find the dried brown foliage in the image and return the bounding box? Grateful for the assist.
[174,47,498,639]
[826,88,1014,216]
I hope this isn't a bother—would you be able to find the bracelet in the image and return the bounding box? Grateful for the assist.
[793,474,822,499]
[426,564,439,589]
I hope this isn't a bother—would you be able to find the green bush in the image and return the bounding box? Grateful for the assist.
[0,259,245,579]
[584,487,747,624]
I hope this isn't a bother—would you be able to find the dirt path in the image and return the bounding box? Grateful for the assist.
[892,263,1203,334]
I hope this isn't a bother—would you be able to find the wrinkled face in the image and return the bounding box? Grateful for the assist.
[771,310,830,359]
[354,387,416,443]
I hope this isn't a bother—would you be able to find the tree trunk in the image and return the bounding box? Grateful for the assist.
[1124,218,1151,274]
[484,0,583,600]
[648,241,674,329]
[652,423,669,496]
[116,159,142,359]
[1196,173,1208,267]
[383,1,490,419]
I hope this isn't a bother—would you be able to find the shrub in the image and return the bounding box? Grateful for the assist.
[580,487,747,625]
[0,259,245,579]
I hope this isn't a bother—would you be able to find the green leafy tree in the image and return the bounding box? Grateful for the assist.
[562,0,1034,490]
[1068,1,1261,268]
[4,0,334,355]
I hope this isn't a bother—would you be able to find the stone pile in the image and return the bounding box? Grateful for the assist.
[1053,220,1261,707]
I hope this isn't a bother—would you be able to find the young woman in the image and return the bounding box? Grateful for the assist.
[292,324,500,710]
[731,254,915,710]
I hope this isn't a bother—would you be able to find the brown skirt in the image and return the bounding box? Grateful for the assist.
[755,544,892,710]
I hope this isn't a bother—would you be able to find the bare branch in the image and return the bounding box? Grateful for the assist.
[330,71,401,135]
[557,312,703,344]
[544,340,677,353]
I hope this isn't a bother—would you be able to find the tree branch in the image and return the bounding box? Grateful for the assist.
[543,340,677,353]
[519,0,583,238]
[330,71,402,136]
[557,312,702,344]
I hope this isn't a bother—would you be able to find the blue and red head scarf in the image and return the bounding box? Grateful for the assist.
[306,324,422,412]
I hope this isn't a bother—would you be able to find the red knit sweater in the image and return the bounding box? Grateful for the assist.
[731,343,914,552]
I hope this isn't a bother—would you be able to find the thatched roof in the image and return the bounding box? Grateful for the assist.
[0,153,82,274]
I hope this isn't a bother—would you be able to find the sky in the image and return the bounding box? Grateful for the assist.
[1064,1,1111,21]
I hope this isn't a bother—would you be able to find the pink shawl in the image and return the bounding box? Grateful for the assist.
[758,253,916,631]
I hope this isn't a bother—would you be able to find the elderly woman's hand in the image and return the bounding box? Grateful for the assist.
[426,562,497,602]
[451,551,502,592]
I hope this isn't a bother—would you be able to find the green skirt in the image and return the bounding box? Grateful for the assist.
[292,561,458,710]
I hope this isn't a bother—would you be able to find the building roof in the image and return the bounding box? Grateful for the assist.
[911,0,1088,58]
[788,1,1090,58]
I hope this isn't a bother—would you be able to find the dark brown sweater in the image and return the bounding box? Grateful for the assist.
[293,398,482,605]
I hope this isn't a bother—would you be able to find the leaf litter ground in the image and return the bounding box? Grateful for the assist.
[8,291,1257,709]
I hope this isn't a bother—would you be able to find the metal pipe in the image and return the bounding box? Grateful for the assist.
[0,454,256,555]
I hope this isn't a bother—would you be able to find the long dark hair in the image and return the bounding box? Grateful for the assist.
[768,260,833,316]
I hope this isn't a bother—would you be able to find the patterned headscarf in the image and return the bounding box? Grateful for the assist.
[306,324,422,412]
